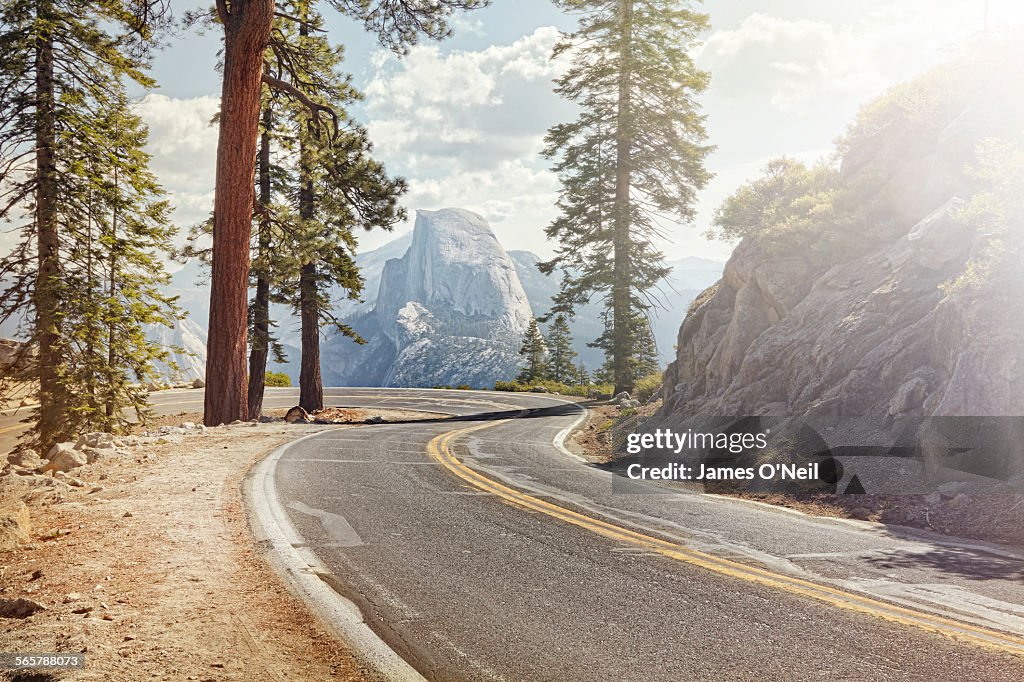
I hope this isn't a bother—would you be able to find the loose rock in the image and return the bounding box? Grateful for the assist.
[285,406,309,424]
[43,443,87,473]
[0,597,46,619]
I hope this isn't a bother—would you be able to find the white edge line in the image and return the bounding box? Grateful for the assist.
[243,429,427,682]
[548,397,589,463]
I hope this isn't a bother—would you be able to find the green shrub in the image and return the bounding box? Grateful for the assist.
[265,371,291,388]
[455,384,472,391]
[493,379,614,398]
[633,372,663,403]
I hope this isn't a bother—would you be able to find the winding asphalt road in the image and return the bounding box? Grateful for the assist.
[5,387,1024,679]
[258,388,1024,681]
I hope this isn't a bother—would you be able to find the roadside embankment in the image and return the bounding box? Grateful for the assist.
[0,421,372,681]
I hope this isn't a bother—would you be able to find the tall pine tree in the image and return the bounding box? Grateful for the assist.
[0,0,174,450]
[63,90,181,433]
[541,0,712,394]
[270,1,406,414]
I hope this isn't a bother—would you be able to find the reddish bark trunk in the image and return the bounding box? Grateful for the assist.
[205,0,275,426]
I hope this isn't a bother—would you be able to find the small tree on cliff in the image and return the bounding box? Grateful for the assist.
[203,0,489,426]
[517,319,548,384]
[541,0,712,396]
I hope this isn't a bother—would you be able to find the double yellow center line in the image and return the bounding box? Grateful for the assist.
[428,420,1024,656]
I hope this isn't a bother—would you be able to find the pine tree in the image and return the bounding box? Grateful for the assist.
[545,315,577,384]
[572,360,590,387]
[271,1,406,413]
[62,90,181,433]
[516,319,548,384]
[0,0,172,450]
[592,309,659,392]
[202,0,489,426]
[246,103,282,420]
[629,311,661,379]
[541,0,712,395]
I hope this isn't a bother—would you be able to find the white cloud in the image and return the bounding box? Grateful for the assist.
[135,94,219,229]
[359,26,572,256]
[699,3,1024,117]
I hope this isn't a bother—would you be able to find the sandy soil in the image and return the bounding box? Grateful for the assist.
[0,422,372,681]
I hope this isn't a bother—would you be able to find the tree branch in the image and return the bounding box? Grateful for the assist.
[274,11,327,31]
[261,73,340,139]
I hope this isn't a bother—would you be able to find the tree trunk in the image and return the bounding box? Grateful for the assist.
[106,155,119,424]
[204,0,275,426]
[35,0,62,451]
[298,262,322,412]
[247,107,273,420]
[611,0,634,396]
[297,123,323,412]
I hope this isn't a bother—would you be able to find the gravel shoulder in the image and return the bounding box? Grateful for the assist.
[0,422,371,681]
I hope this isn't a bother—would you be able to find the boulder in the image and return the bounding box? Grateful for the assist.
[365,416,385,425]
[285,406,310,424]
[43,443,87,473]
[7,450,43,471]
[81,447,117,464]
[946,493,973,511]
[0,597,46,619]
[530,386,550,394]
[76,432,116,450]
[192,378,206,389]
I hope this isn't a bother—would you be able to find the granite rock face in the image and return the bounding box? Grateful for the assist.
[322,209,533,388]
[661,55,1024,424]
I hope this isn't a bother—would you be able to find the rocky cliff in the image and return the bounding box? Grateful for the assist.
[322,209,533,388]
[661,45,1024,423]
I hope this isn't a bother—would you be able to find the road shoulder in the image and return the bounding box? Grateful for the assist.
[0,423,367,681]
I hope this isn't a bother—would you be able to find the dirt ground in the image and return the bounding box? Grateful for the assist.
[569,403,1024,549]
[0,422,377,681]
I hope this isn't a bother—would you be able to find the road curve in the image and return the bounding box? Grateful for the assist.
[253,388,1024,681]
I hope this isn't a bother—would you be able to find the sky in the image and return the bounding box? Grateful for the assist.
[135,0,1024,264]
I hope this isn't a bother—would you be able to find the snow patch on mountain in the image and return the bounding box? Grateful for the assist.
[322,208,532,388]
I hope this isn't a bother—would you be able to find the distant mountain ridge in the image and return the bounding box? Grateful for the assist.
[157,211,724,386]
